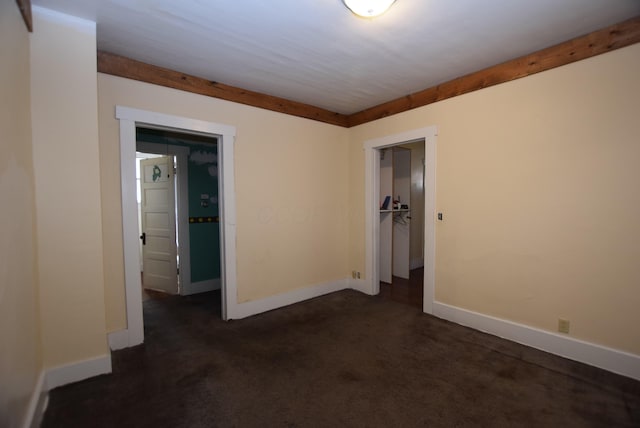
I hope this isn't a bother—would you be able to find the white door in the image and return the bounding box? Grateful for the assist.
[379,149,393,283]
[392,148,411,279]
[140,156,178,294]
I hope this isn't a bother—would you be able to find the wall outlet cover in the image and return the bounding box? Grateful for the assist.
[558,318,570,334]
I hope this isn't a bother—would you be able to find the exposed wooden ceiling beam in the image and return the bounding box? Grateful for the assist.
[15,0,33,32]
[347,15,640,127]
[97,51,350,127]
[98,17,640,129]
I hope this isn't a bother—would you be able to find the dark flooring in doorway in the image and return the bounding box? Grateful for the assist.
[42,289,640,427]
[379,267,424,309]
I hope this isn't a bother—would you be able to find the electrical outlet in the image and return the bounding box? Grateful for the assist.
[356,272,361,279]
[558,318,570,334]
[352,271,357,279]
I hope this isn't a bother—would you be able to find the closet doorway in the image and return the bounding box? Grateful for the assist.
[363,125,436,315]
[378,141,425,308]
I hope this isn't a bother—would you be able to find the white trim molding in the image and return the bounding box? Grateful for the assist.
[348,278,372,295]
[231,278,349,320]
[183,278,221,295]
[433,301,640,381]
[363,126,437,314]
[118,116,145,346]
[22,371,48,428]
[409,257,424,270]
[107,329,131,351]
[46,355,112,390]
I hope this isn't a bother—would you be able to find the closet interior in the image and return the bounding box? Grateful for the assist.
[378,142,425,308]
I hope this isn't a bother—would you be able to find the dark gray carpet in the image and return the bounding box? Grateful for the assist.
[42,290,640,427]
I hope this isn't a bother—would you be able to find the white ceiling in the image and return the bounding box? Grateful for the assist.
[32,0,640,114]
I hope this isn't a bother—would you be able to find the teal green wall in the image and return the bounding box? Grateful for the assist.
[185,143,220,282]
[137,128,220,284]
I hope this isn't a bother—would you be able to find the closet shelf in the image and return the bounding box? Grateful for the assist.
[380,209,410,213]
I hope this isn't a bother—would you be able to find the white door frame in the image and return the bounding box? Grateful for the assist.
[363,126,437,314]
[116,106,237,348]
[136,142,191,295]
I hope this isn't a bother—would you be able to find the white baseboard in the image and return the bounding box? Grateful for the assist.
[108,329,131,351]
[410,258,424,270]
[22,370,48,428]
[433,301,640,381]
[230,278,349,319]
[182,278,221,296]
[348,278,373,295]
[46,354,112,390]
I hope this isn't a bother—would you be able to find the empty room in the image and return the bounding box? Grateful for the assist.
[2,0,640,427]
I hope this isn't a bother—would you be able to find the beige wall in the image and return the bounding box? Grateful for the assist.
[348,43,640,355]
[3,1,635,419]
[98,75,350,332]
[0,1,42,426]
[30,8,108,367]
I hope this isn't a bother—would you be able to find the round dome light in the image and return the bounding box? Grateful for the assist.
[343,0,396,18]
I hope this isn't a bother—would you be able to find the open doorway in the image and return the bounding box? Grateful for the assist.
[136,128,221,301]
[363,126,436,315]
[377,141,425,309]
[114,106,237,350]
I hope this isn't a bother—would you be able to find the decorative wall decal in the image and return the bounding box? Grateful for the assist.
[189,216,220,223]
[190,150,218,165]
[144,163,168,182]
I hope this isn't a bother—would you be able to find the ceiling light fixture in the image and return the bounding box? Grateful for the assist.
[343,0,396,18]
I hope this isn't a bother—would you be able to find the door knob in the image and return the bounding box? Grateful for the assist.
[140,232,146,245]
